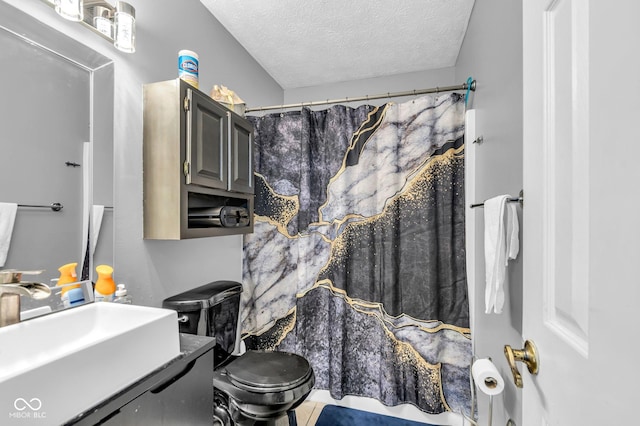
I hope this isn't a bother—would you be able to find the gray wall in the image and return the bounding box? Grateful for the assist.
[4,0,283,306]
[110,0,282,306]
[7,1,525,421]
[455,0,523,425]
[283,67,456,107]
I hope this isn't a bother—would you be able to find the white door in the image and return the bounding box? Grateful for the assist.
[521,0,640,424]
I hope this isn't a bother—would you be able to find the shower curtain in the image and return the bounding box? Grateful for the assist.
[242,93,472,416]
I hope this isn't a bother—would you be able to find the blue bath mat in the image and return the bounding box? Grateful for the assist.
[315,405,437,426]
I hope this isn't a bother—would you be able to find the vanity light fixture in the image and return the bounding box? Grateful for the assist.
[43,0,136,53]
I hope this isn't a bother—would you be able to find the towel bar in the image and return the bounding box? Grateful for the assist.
[18,203,63,212]
[470,190,524,209]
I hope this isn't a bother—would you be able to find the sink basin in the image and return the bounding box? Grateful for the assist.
[0,303,181,424]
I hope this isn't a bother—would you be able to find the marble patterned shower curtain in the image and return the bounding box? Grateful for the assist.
[242,93,472,416]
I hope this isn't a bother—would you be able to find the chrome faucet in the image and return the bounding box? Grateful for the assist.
[0,270,51,327]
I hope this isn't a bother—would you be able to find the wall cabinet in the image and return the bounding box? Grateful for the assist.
[143,79,254,239]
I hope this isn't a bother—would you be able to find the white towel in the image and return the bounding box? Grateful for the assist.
[0,203,18,267]
[484,195,520,314]
[90,205,105,254]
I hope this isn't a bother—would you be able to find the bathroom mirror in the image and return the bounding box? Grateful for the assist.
[0,2,114,286]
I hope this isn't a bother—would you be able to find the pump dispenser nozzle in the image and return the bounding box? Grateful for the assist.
[114,283,132,304]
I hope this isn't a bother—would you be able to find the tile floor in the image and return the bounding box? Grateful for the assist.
[275,401,326,426]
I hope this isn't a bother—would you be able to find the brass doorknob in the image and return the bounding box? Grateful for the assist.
[504,339,539,388]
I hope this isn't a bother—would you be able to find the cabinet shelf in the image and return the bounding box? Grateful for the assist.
[143,79,254,239]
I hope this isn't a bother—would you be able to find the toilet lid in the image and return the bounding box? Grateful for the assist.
[224,350,313,393]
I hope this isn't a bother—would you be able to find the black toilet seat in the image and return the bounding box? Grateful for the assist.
[223,350,313,393]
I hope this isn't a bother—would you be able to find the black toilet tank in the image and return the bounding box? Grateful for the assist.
[163,281,242,368]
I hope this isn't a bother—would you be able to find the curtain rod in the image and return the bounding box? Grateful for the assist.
[245,79,476,113]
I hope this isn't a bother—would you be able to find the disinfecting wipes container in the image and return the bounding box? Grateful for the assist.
[178,49,199,89]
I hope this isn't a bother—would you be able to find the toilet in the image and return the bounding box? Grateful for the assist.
[163,281,315,425]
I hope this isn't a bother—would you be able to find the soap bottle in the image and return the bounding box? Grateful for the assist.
[113,283,132,304]
[57,262,79,308]
[94,264,116,302]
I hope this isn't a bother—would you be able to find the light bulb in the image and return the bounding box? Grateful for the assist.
[54,0,83,22]
[114,1,135,53]
[93,6,113,39]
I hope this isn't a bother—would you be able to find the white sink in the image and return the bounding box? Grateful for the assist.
[0,303,181,424]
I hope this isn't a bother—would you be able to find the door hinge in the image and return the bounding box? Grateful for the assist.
[183,96,190,112]
[183,161,190,177]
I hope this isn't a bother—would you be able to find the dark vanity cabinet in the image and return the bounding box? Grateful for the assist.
[69,335,215,426]
[143,79,254,239]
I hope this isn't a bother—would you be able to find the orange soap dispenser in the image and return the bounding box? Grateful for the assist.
[56,262,79,307]
[94,264,116,302]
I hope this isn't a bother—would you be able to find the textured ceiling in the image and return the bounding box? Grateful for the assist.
[200,0,475,90]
